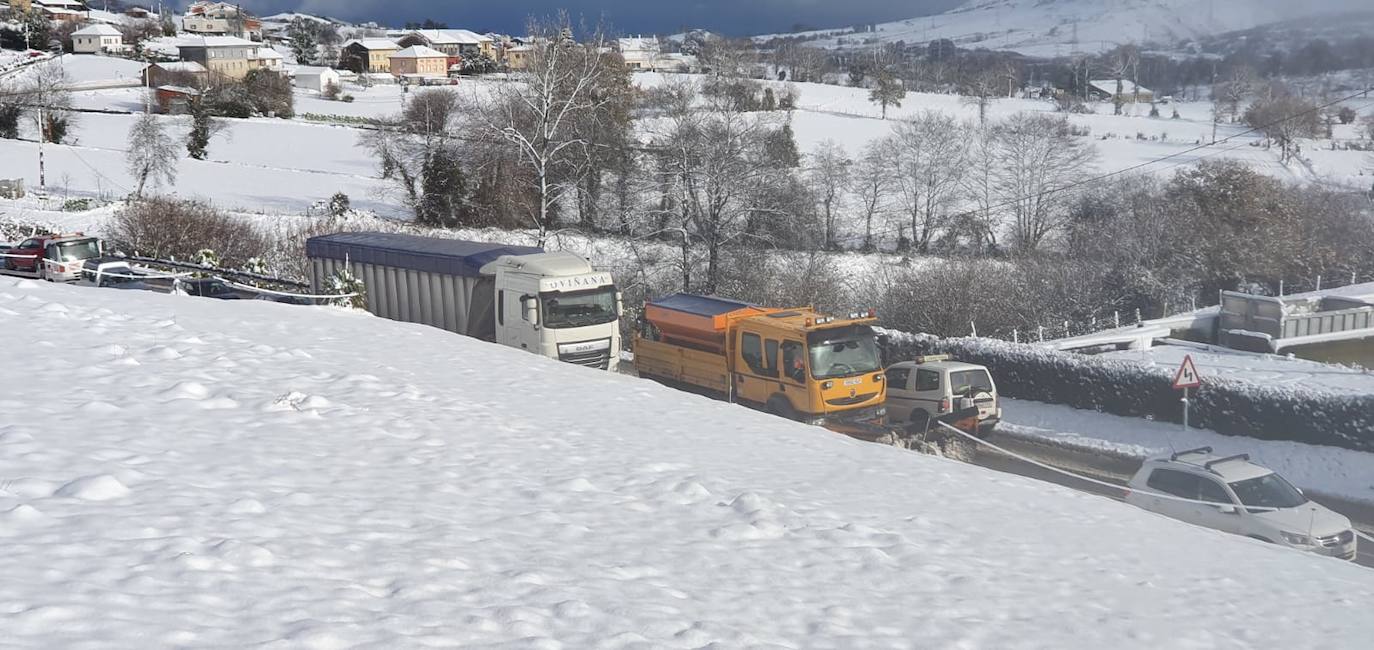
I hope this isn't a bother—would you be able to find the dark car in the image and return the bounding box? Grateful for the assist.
[177,278,242,300]
[254,293,317,306]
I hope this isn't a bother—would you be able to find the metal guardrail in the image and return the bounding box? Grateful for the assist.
[127,256,309,289]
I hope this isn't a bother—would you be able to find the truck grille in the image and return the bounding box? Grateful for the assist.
[826,392,879,406]
[560,349,611,370]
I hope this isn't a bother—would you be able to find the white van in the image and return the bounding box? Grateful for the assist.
[884,355,1001,435]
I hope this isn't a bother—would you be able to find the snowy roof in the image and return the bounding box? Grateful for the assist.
[156,85,200,95]
[35,0,86,8]
[292,65,338,77]
[344,39,398,51]
[1088,79,1152,96]
[256,47,283,59]
[176,35,258,48]
[152,61,207,73]
[617,37,658,52]
[405,29,460,45]
[393,29,492,45]
[390,45,446,59]
[73,24,123,37]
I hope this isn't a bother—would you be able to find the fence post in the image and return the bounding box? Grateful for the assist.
[1013,329,1019,344]
[1135,308,1142,324]
[1063,320,1070,337]
[1038,326,1045,342]
[1114,311,1120,328]
[1280,279,1285,297]
[1353,271,1359,286]
[970,321,978,337]
[1316,275,1322,291]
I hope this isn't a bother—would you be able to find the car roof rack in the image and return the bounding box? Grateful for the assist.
[1203,454,1250,471]
[1170,446,1212,461]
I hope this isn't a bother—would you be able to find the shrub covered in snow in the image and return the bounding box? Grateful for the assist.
[882,331,1374,452]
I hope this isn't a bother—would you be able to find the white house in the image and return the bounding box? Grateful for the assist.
[71,24,124,54]
[615,36,698,73]
[292,65,341,93]
[257,45,284,71]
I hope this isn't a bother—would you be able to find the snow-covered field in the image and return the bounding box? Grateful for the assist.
[1001,398,1374,504]
[2,276,1373,646]
[761,0,1356,57]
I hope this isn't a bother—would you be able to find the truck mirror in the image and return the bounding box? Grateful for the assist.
[521,295,539,326]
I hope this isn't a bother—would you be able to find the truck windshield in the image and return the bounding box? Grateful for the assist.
[807,325,882,379]
[542,287,618,329]
[53,239,101,261]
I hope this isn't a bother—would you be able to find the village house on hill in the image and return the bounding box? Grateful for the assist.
[71,23,123,54]
[341,39,399,73]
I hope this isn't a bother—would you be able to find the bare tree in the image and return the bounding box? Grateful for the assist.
[479,14,614,245]
[1217,65,1256,122]
[359,88,471,226]
[991,113,1098,251]
[850,140,892,252]
[961,125,1001,251]
[888,111,970,252]
[16,61,74,189]
[869,71,904,120]
[1244,92,1323,163]
[647,80,796,293]
[960,70,1001,126]
[808,140,851,249]
[126,113,178,197]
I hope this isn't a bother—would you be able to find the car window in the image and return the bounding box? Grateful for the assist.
[20,239,37,248]
[886,367,910,390]
[1197,478,1233,504]
[1146,468,1199,499]
[915,369,941,392]
[949,369,994,395]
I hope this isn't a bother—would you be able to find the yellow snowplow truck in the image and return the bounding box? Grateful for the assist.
[633,293,888,427]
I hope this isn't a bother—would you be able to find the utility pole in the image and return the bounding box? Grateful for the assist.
[37,105,46,189]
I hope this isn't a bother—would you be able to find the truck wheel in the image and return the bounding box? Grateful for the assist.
[767,397,799,422]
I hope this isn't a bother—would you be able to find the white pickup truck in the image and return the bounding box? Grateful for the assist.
[883,355,1001,436]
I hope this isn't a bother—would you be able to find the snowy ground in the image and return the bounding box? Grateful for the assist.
[2,276,1372,646]
[1001,398,1374,505]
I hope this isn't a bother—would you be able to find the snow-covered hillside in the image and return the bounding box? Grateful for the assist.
[2,277,1373,646]
[771,0,1357,57]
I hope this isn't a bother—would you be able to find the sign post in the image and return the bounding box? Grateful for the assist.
[1172,354,1202,430]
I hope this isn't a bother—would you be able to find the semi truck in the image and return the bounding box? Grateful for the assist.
[306,232,622,371]
[633,293,887,427]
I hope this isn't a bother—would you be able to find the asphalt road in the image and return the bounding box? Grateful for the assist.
[971,432,1374,570]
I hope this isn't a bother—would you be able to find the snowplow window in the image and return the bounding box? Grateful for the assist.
[742,332,765,374]
[782,341,805,383]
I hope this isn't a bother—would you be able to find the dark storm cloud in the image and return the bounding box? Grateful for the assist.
[226,0,963,35]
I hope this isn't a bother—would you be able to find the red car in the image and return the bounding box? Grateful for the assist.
[2,235,58,274]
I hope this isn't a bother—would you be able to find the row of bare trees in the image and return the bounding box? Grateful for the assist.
[805,112,1098,254]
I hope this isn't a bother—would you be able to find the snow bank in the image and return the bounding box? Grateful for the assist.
[1,277,1372,646]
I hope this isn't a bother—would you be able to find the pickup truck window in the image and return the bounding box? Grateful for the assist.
[915,369,940,392]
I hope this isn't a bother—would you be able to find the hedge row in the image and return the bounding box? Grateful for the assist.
[881,331,1374,453]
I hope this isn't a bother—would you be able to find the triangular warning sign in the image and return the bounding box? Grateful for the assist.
[1173,354,1202,390]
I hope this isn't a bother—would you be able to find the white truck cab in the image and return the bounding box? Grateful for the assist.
[42,234,103,282]
[884,355,1001,435]
[482,252,622,372]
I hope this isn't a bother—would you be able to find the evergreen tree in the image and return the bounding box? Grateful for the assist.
[187,98,213,160]
[869,72,904,120]
[288,19,320,66]
[417,146,470,227]
[24,9,52,50]
[765,123,801,168]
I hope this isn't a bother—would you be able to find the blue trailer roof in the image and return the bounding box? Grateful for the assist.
[649,293,757,317]
[306,232,543,278]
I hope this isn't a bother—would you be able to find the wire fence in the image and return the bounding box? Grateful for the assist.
[963,270,1374,345]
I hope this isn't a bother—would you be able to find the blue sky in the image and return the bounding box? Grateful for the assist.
[228,0,963,36]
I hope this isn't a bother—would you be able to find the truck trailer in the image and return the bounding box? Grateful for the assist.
[633,293,887,426]
[306,232,621,371]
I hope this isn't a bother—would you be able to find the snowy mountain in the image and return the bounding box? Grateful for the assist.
[2,277,1372,645]
[768,0,1362,57]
